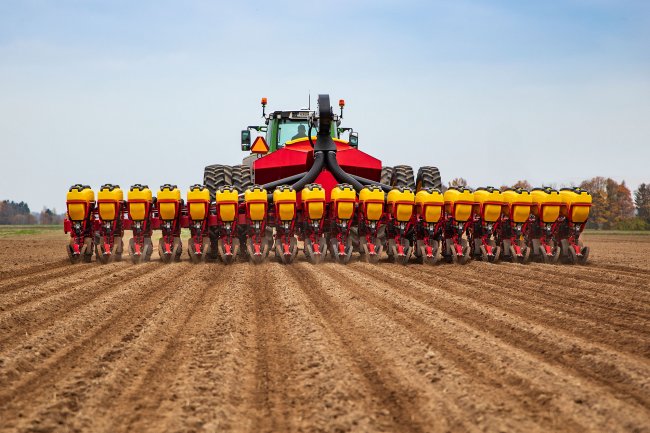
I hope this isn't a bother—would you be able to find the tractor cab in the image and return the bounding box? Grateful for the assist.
[241,98,358,154]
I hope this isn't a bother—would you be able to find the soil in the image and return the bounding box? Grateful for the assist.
[0,232,648,432]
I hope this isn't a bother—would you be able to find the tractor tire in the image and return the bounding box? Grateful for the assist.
[416,166,442,191]
[391,165,416,190]
[203,164,233,200]
[232,164,253,192]
[380,166,393,185]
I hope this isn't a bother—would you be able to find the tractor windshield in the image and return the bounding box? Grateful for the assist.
[277,121,312,146]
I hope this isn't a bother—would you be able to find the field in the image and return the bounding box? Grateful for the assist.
[0,229,649,433]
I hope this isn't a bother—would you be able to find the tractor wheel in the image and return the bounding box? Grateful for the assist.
[232,164,253,192]
[380,166,393,185]
[416,166,442,191]
[203,164,233,200]
[391,165,416,190]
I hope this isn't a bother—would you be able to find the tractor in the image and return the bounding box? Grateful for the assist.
[201,94,443,264]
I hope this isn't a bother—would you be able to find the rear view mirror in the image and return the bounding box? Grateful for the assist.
[241,130,251,151]
[349,132,359,148]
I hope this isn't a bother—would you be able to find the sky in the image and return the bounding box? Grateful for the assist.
[0,0,649,212]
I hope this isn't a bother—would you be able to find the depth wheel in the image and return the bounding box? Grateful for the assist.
[459,239,471,265]
[360,237,383,264]
[579,242,589,265]
[389,238,411,265]
[129,238,142,264]
[305,237,327,264]
[275,237,298,264]
[188,238,206,264]
[246,238,268,264]
[95,238,115,264]
[158,238,173,264]
[330,238,353,264]
[416,239,438,265]
[67,244,81,264]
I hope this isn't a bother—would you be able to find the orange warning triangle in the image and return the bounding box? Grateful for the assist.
[251,136,269,154]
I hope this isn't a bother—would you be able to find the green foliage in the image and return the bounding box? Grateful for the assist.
[635,183,650,223]
[614,217,649,231]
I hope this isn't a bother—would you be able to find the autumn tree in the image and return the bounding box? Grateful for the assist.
[511,180,532,190]
[448,178,468,188]
[579,177,635,229]
[580,177,608,229]
[0,200,36,225]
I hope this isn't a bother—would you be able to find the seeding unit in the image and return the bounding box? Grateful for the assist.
[64,94,592,265]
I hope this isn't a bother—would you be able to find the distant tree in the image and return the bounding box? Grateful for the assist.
[39,207,63,225]
[448,178,468,188]
[511,180,532,190]
[635,183,650,223]
[0,200,36,225]
[615,217,649,231]
[604,179,634,228]
[580,177,608,229]
[616,181,635,220]
[541,182,559,190]
[579,177,634,229]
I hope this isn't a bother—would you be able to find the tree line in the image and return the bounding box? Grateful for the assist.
[447,177,650,230]
[0,200,63,225]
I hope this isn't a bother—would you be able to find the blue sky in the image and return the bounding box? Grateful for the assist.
[1,0,648,211]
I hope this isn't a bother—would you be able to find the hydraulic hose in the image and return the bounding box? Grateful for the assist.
[291,151,326,191]
[261,172,308,190]
[324,151,365,191]
[348,174,393,192]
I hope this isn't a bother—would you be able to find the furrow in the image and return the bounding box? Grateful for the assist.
[348,263,650,421]
[0,263,193,430]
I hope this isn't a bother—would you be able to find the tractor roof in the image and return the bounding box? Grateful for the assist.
[269,110,312,120]
[268,110,340,122]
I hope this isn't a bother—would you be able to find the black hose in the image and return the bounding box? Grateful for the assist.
[324,151,365,191]
[261,172,308,190]
[291,151,326,191]
[349,174,393,192]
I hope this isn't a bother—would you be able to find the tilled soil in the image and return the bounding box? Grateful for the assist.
[0,232,649,433]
